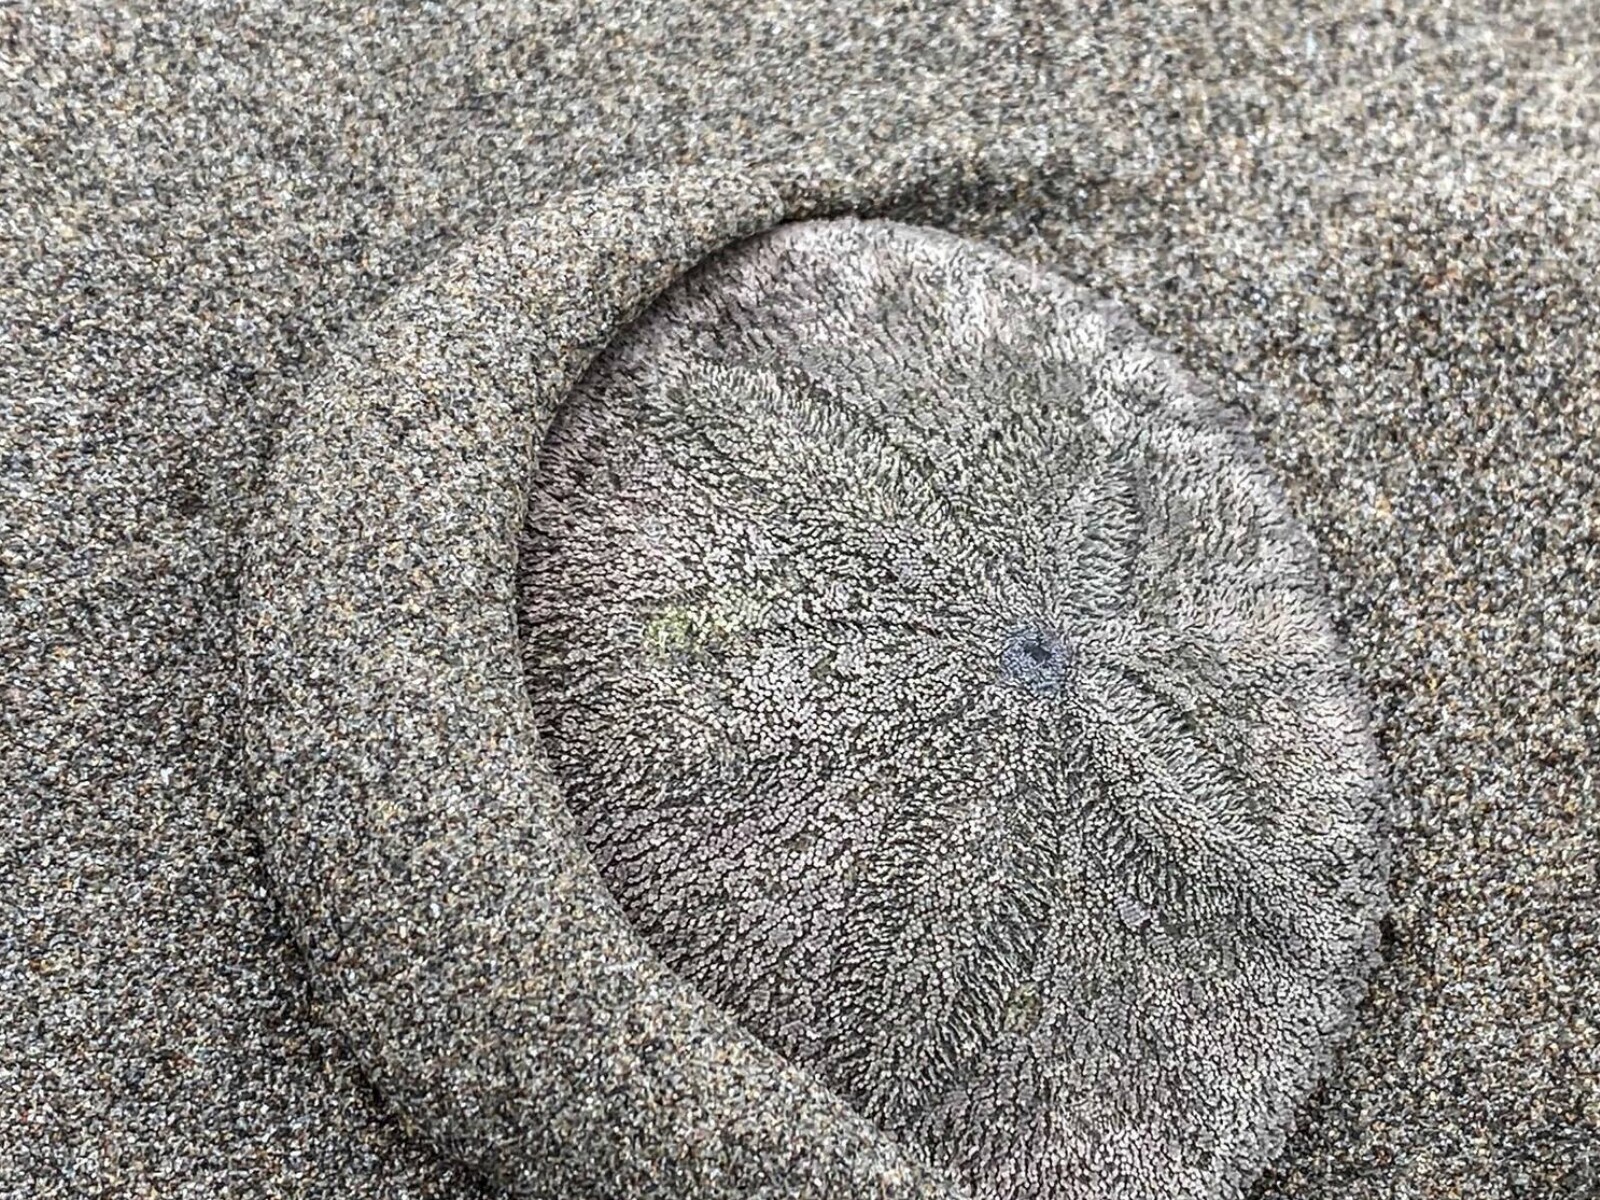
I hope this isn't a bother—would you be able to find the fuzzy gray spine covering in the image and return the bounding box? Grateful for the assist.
[520,218,1389,1200]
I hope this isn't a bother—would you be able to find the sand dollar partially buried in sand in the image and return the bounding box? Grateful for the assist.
[517,218,1387,1200]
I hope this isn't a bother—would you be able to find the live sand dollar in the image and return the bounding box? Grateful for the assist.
[521,218,1388,1200]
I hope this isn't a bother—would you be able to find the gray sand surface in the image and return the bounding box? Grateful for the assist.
[4,3,1597,1198]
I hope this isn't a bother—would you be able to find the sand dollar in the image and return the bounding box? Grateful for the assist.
[520,218,1387,1200]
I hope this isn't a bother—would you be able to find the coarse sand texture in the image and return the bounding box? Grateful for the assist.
[12,6,1600,1199]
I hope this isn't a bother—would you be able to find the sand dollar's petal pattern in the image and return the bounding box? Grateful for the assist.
[521,218,1389,1200]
